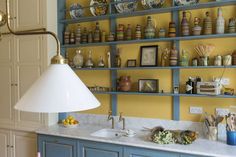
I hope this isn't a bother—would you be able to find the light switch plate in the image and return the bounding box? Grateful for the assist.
[190,107,203,114]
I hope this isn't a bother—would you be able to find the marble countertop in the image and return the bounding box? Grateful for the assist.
[36,124,236,157]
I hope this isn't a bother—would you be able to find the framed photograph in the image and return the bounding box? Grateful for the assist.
[127,59,136,67]
[138,79,159,93]
[140,45,158,67]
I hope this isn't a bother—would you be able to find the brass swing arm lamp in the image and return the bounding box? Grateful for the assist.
[1,0,66,64]
[0,0,100,113]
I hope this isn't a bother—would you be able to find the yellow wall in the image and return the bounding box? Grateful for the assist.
[66,0,236,121]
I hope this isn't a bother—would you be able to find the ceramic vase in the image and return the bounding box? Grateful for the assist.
[181,11,191,36]
[73,49,83,68]
[118,76,131,92]
[144,16,156,39]
[216,8,225,34]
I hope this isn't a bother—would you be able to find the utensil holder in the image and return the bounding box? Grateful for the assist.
[206,126,218,141]
[227,131,236,145]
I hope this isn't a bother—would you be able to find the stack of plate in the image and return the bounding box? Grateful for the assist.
[90,0,108,16]
[141,0,165,9]
[69,3,84,19]
[114,0,138,13]
[174,0,199,6]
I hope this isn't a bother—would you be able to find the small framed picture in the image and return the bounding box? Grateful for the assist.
[138,79,159,93]
[140,45,158,67]
[127,59,136,67]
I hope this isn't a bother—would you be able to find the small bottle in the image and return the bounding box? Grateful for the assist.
[181,11,191,36]
[116,24,125,41]
[115,48,121,67]
[87,30,93,43]
[125,24,132,40]
[85,50,94,68]
[135,24,142,40]
[64,27,70,45]
[186,77,194,94]
[169,44,178,66]
[216,8,225,34]
[101,31,106,42]
[168,21,176,37]
[69,31,75,44]
[75,24,82,44]
[97,56,105,67]
[94,21,101,42]
[158,28,166,38]
[81,28,88,43]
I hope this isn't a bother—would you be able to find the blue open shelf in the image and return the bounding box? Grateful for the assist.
[73,65,236,71]
[62,33,236,48]
[58,0,236,121]
[59,0,236,24]
[93,91,236,98]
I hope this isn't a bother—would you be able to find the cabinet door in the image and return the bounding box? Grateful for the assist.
[38,135,77,157]
[11,131,37,157]
[0,36,15,128]
[0,129,10,157]
[124,147,179,157]
[79,140,123,157]
[14,35,44,130]
[13,0,44,31]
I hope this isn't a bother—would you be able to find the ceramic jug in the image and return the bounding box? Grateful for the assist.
[169,44,178,66]
[228,18,236,33]
[73,49,83,68]
[118,76,131,92]
[203,12,213,35]
[216,8,225,34]
[192,17,202,36]
[144,16,156,39]
[181,11,191,36]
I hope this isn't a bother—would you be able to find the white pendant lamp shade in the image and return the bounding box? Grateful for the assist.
[14,64,100,113]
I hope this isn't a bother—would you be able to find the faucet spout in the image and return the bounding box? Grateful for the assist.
[119,112,126,130]
[107,111,115,129]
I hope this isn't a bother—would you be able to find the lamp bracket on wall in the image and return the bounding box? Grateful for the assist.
[0,0,66,65]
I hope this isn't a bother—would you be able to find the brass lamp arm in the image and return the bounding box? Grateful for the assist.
[5,0,65,64]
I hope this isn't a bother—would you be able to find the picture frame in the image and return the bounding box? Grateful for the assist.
[140,45,158,67]
[138,79,159,93]
[127,59,136,67]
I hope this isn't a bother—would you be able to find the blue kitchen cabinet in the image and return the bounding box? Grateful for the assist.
[38,135,77,157]
[124,147,179,157]
[79,140,123,157]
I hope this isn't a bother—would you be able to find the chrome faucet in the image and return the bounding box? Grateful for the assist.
[107,111,115,129]
[119,112,125,130]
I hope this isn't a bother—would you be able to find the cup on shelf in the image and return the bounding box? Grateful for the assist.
[227,131,236,145]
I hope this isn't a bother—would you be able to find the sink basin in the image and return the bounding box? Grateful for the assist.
[91,129,125,138]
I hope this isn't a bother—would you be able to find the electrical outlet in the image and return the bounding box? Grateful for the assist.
[216,108,229,116]
[214,78,230,85]
[190,107,203,114]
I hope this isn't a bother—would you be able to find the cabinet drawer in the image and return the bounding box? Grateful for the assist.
[79,140,123,157]
[124,147,179,157]
[38,135,77,157]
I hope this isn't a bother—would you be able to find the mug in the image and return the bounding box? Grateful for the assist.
[227,131,236,145]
